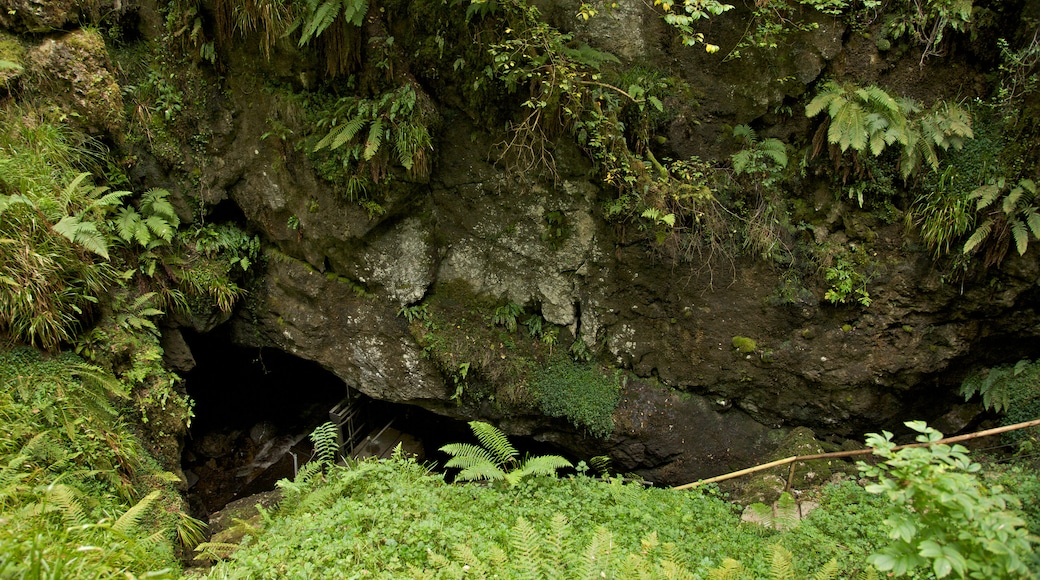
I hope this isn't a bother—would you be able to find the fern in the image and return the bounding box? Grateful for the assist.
[964,177,1040,265]
[111,489,161,536]
[468,420,519,466]
[44,484,89,528]
[310,421,340,464]
[960,359,1040,414]
[440,421,571,486]
[770,545,796,580]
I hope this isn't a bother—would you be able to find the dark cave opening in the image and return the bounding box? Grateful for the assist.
[179,327,573,515]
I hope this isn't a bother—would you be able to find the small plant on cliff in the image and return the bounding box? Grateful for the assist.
[652,0,734,52]
[962,177,1040,267]
[530,356,620,438]
[310,84,433,190]
[858,421,1033,579]
[440,421,573,486]
[806,82,972,190]
[960,359,1040,447]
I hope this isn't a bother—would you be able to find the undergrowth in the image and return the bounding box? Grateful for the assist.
[0,346,184,577]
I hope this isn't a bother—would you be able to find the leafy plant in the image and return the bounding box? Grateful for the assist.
[115,187,180,250]
[652,0,734,52]
[0,112,118,348]
[310,84,433,188]
[492,301,524,332]
[530,357,621,438]
[822,250,872,307]
[904,166,975,257]
[806,82,973,188]
[858,421,1033,578]
[960,359,1040,414]
[440,421,573,486]
[883,0,974,65]
[963,177,1040,267]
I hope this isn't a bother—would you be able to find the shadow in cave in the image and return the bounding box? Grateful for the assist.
[179,327,505,515]
[180,327,350,514]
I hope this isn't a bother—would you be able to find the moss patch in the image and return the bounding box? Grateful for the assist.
[732,336,757,354]
[530,355,621,438]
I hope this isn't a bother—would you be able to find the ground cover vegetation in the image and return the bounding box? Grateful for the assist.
[195,420,1035,579]
[1,0,1039,577]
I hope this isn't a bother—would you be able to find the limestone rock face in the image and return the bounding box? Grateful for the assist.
[26,30,124,135]
[132,0,1040,486]
[229,254,446,406]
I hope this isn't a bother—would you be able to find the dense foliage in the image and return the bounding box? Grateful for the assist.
[0,347,185,577]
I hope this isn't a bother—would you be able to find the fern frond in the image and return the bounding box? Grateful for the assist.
[70,362,129,400]
[330,117,367,150]
[296,482,342,512]
[968,181,1002,209]
[363,118,383,160]
[45,483,89,528]
[963,219,993,254]
[440,442,500,469]
[310,421,339,464]
[774,492,799,530]
[760,139,788,168]
[813,558,840,580]
[805,82,842,118]
[1024,209,1040,239]
[1011,218,1029,255]
[111,489,160,536]
[467,421,518,466]
[543,514,570,575]
[144,215,174,243]
[53,216,109,259]
[732,124,756,144]
[194,541,241,561]
[514,454,573,480]
[770,544,795,580]
[455,463,507,483]
[708,558,748,580]
[578,526,614,579]
[508,517,543,580]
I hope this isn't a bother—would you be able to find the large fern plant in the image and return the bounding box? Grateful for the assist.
[806,82,973,187]
[963,177,1040,266]
[439,421,573,487]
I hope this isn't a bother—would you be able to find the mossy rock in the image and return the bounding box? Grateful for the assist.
[0,33,25,89]
[736,427,837,505]
[26,29,124,135]
[732,336,757,354]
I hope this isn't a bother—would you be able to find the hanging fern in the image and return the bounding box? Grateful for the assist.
[963,177,1040,266]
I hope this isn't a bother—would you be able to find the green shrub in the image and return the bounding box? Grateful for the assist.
[530,357,621,438]
[858,421,1033,578]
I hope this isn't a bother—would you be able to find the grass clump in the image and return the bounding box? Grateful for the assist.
[530,356,621,439]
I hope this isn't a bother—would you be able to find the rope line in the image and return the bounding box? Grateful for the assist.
[672,418,1040,491]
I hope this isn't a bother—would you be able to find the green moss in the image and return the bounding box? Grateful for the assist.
[732,336,757,354]
[530,355,621,439]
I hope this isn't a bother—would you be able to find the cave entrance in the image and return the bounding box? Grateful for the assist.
[179,327,476,515]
